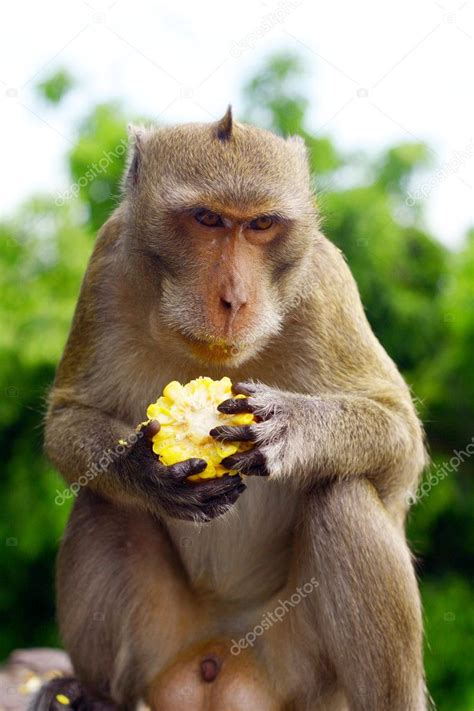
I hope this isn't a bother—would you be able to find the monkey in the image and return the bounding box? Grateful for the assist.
[33,106,428,711]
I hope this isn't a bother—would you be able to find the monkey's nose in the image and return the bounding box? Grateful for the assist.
[220,297,244,311]
[217,276,248,330]
[219,295,247,319]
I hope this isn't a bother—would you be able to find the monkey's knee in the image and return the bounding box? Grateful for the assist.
[304,477,418,583]
[298,478,425,710]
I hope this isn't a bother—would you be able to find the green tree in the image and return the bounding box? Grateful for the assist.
[36,69,75,104]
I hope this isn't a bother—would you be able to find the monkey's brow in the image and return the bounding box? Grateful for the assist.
[176,203,295,223]
[159,184,310,220]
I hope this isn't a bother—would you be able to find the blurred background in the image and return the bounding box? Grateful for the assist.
[0,1,473,709]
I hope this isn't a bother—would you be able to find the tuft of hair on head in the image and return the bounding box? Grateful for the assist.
[214,105,233,142]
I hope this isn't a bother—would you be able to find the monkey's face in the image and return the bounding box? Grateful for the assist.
[126,113,317,367]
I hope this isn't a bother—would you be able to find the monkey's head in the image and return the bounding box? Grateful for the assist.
[123,107,317,367]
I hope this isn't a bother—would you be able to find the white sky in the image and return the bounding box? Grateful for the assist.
[1,0,472,247]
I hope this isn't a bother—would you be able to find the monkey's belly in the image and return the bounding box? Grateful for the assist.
[166,477,298,603]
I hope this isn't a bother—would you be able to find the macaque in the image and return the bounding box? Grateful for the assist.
[34,107,428,711]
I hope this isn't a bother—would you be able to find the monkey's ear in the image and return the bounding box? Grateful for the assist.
[214,105,233,141]
[124,124,149,190]
[286,134,308,160]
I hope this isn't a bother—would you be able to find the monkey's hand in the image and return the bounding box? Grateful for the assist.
[211,381,295,478]
[212,381,420,486]
[118,421,246,522]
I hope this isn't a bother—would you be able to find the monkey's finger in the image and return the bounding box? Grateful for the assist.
[200,485,247,519]
[232,381,258,397]
[221,449,269,476]
[208,480,246,500]
[166,480,245,516]
[209,425,256,442]
[165,458,208,481]
[190,474,245,500]
[138,419,161,441]
[198,481,246,508]
[217,397,256,415]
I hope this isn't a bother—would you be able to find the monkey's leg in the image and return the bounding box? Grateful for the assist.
[293,478,426,711]
[54,489,206,708]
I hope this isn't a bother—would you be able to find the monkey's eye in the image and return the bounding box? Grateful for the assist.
[194,209,223,227]
[249,215,274,231]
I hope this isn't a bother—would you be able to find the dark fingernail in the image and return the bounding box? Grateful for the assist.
[215,426,255,442]
[217,398,252,414]
[221,456,236,468]
[233,382,256,395]
[217,400,234,413]
[142,419,161,440]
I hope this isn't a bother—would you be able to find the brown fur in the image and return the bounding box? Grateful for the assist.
[38,111,427,710]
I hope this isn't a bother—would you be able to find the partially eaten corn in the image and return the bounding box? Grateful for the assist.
[146,376,254,482]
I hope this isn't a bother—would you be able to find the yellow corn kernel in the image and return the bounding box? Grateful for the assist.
[55,695,70,705]
[146,376,255,481]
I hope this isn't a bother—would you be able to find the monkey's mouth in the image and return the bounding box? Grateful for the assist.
[177,332,245,362]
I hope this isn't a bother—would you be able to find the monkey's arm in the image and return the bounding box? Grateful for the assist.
[45,399,246,519]
[214,381,424,492]
[45,312,245,521]
[44,216,246,520]
[213,238,426,497]
[45,396,145,500]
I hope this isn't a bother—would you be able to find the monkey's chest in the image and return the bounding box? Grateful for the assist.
[166,478,298,603]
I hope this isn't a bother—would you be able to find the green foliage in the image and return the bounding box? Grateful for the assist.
[375,142,432,195]
[0,201,88,654]
[322,188,447,373]
[36,69,75,104]
[422,577,474,710]
[69,104,129,232]
[0,53,472,709]
[419,231,474,445]
[243,52,340,176]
